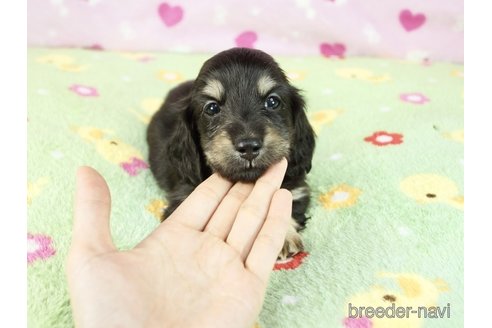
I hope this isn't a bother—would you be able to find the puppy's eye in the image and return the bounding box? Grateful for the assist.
[203,101,220,116]
[264,94,281,110]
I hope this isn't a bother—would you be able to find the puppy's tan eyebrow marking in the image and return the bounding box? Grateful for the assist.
[202,79,224,100]
[257,75,277,96]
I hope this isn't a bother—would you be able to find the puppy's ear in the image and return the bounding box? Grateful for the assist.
[147,94,203,190]
[167,99,202,182]
[288,87,315,177]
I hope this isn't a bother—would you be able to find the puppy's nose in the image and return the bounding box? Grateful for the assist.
[235,138,262,161]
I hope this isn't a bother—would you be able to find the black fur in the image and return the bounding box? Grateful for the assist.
[147,48,315,229]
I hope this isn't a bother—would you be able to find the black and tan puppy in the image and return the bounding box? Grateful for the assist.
[147,48,315,259]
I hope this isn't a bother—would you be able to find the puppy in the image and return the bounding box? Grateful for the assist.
[147,48,315,259]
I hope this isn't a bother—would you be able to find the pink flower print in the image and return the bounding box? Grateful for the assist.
[343,316,373,328]
[121,157,149,176]
[69,84,99,97]
[27,233,56,264]
[400,92,429,105]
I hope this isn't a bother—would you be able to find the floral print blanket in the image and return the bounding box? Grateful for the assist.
[28,48,463,327]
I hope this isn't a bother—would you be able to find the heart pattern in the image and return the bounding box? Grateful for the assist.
[320,43,346,59]
[27,2,462,62]
[235,31,258,48]
[399,9,426,32]
[158,3,183,27]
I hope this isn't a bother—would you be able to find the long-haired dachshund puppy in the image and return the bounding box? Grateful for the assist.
[147,48,315,259]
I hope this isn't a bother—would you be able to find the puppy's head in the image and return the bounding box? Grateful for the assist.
[189,48,313,182]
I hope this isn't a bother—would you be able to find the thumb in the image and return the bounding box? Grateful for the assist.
[70,166,116,257]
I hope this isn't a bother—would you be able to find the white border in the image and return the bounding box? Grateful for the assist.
[0,0,27,325]
[12,0,485,326]
[465,1,492,326]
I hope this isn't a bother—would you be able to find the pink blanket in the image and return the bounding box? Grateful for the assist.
[28,0,463,63]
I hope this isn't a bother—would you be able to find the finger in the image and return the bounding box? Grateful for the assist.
[226,158,288,260]
[204,182,254,240]
[246,189,292,283]
[166,173,233,230]
[71,166,116,257]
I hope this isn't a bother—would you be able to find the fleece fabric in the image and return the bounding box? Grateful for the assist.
[27,48,463,328]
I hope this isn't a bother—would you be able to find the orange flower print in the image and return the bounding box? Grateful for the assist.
[319,184,361,209]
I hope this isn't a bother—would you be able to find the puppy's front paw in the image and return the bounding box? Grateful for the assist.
[277,224,304,260]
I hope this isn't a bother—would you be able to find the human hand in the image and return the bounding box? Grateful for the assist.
[66,159,292,328]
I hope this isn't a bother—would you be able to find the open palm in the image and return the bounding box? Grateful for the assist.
[67,160,291,328]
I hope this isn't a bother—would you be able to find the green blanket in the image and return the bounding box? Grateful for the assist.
[27,48,464,327]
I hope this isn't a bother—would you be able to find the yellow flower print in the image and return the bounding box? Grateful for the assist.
[120,52,155,62]
[27,177,50,205]
[146,199,168,220]
[442,129,464,143]
[319,184,361,209]
[157,70,184,83]
[367,74,391,83]
[37,54,73,65]
[309,109,343,134]
[400,174,463,210]
[129,97,163,124]
[71,126,149,176]
[36,54,87,72]
[345,272,449,328]
[286,71,307,81]
[336,68,391,83]
[141,98,162,113]
[451,69,463,79]
[57,63,87,72]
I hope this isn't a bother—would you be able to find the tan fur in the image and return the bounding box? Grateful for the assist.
[257,75,277,96]
[278,218,303,260]
[202,79,224,100]
[263,126,290,158]
[204,126,290,171]
[203,131,237,168]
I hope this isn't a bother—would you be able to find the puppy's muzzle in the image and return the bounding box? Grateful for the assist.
[234,138,262,161]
